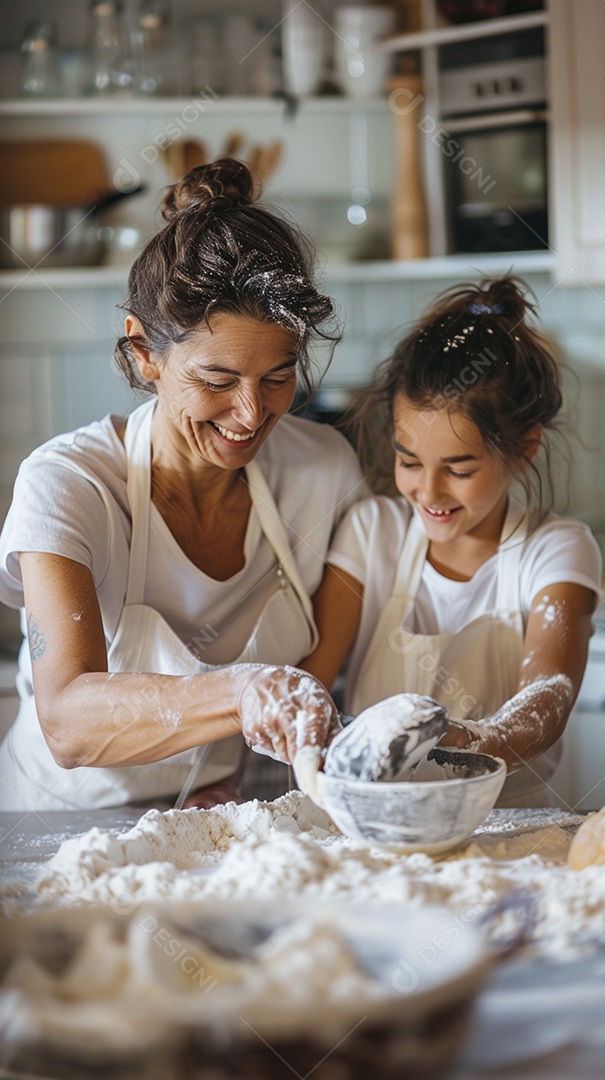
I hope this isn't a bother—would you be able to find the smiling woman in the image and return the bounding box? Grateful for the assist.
[0,158,366,813]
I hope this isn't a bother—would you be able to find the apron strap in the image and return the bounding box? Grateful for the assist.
[124,399,156,606]
[393,508,428,600]
[244,460,318,648]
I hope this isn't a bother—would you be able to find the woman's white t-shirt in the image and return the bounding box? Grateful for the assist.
[328,495,602,684]
[0,410,366,692]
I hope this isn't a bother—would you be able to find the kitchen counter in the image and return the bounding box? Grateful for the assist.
[1,807,605,1080]
[450,951,605,1080]
[0,807,143,906]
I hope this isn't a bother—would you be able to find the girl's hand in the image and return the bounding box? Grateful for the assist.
[440,717,482,751]
[236,664,338,765]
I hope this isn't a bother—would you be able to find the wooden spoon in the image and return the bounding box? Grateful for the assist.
[247,144,264,175]
[183,139,208,172]
[256,140,283,188]
[161,141,186,180]
[222,132,245,159]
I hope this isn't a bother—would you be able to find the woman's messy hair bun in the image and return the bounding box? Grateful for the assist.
[160,157,254,222]
[116,156,340,402]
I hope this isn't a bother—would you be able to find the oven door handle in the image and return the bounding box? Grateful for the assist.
[442,108,549,134]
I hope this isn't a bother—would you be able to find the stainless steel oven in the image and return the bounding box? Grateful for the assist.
[438,26,548,253]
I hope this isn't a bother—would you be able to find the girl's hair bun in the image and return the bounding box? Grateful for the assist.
[479,275,532,324]
[160,156,255,222]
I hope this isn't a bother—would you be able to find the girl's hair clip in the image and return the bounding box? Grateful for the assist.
[468,302,504,315]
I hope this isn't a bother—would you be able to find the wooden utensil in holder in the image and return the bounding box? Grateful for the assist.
[389,73,429,260]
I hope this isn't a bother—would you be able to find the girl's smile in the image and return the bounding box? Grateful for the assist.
[422,505,462,522]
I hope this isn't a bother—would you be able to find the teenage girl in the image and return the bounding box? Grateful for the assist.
[301,276,602,806]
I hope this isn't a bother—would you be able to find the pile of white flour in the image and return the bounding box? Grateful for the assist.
[32,791,605,957]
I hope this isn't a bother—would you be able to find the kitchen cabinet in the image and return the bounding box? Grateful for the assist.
[380,3,550,257]
[0,0,403,270]
[0,96,395,266]
[3,1,602,278]
[546,0,605,284]
[381,0,605,279]
[0,2,562,279]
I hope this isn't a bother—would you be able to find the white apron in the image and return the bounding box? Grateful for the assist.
[348,500,561,807]
[0,401,318,811]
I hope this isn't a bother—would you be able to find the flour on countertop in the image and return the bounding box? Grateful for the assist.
[26,792,605,958]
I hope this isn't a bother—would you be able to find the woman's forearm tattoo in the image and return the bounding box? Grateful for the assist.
[27,613,47,661]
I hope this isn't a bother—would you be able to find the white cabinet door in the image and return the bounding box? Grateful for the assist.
[548,0,605,284]
[550,628,605,811]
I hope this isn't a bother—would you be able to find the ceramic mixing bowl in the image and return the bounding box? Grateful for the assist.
[0,899,494,1080]
[317,746,507,853]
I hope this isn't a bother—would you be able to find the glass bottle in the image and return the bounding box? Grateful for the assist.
[19,20,61,97]
[189,17,224,96]
[87,0,135,95]
[134,0,175,95]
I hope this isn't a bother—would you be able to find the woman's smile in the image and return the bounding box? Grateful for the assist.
[209,421,259,443]
[144,313,300,471]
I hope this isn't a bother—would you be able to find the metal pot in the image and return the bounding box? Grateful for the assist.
[0,184,145,269]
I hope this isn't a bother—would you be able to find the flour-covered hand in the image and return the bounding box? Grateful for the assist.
[440,717,481,750]
[236,664,338,765]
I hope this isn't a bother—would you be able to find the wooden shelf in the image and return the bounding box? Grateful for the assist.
[380,9,548,53]
[0,252,554,291]
[0,95,390,117]
[323,251,554,280]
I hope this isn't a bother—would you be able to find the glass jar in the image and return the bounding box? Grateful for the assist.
[189,17,225,95]
[86,0,135,95]
[134,0,177,95]
[19,20,61,97]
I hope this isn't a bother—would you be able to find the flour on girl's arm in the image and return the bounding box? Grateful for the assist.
[462,674,573,749]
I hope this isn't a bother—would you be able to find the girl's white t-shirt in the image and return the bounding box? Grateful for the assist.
[0,410,366,675]
[328,495,602,680]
